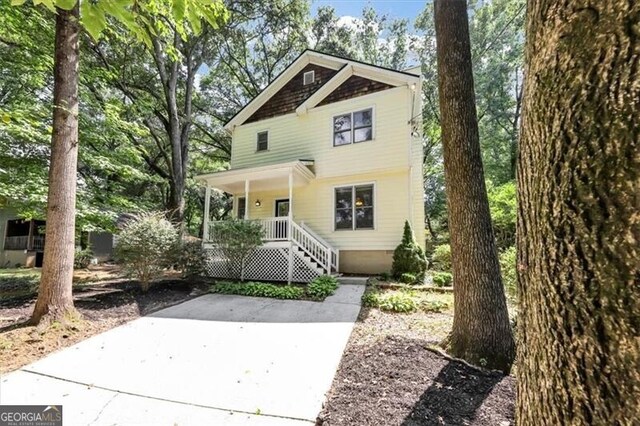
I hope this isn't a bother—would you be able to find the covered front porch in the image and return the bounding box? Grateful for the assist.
[197,161,339,283]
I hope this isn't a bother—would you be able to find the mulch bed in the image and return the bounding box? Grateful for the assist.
[318,336,515,426]
[0,278,209,373]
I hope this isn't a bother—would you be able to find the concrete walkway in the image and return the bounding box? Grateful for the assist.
[0,283,364,425]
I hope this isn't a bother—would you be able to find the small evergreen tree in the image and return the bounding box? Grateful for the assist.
[391,221,427,282]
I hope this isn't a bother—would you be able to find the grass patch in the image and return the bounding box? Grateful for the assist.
[362,287,452,314]
[211,275,339,301]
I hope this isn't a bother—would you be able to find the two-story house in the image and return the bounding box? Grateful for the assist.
[197,50,424,282]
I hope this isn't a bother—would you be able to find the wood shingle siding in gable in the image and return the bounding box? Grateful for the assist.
[245,64,338,124]
[317,75,394,107]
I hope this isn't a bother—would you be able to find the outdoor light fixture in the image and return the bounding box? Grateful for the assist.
[255,199,261,207]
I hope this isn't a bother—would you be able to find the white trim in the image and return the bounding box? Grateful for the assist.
[296,65,354,115]
[331,181,377,232]
[256,130,269,152]
[331,105,376,148]
[224,51,420,131]
[195,160,315,183]
[303,70,315,85]
[312,85,404,114]
[274,198,290,217]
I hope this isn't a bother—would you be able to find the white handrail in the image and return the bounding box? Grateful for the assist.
[290,221,330,272]
[207,217,338,273]
[300,221,339,271]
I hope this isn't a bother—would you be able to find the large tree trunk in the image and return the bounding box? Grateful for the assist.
[517,1,640,423]
[434,0,515,373]
[30,4,80,325]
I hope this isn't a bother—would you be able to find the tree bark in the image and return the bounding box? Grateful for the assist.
[434,0,515,373]
[30,4,80,325]
[517,0,640,423]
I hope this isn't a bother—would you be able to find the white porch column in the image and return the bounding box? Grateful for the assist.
[288,169,293,220]
[287,169,294,284]
[244,179,250,220]
[203,185,211,242]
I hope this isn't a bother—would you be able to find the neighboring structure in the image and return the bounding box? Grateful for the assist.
[0,207,46,268]
[197,50,424,282]
[86,231,116,262]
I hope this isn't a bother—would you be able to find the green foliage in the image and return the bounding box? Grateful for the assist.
[363,290,417,313]
[212,281,304,300]
[210,219,264,280]
[363,288,452,314]
[432,244,452,272]
[499,246,517,302]
[306,275,339,300]
[74,248,94,269]
[174,238,207,278]
[212,276,338,301]
[418,299,449,313]
[391,221,427,281]
[488,182,517,248]
[114,212,179,291]
[431,271,453,287]
[379,271,391,281]
[400,273,417,284]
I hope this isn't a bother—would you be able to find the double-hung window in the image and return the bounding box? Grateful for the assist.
[333,108,373,146]
[335,184,374,230]
[256,131,268,152]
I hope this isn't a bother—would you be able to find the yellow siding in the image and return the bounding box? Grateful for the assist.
[230,86,412,178]
[229,83,426,252]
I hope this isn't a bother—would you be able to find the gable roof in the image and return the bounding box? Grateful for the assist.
[223,49,420,132]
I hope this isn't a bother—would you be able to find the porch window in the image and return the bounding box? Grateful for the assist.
[257,131,268,152]
[237,197,246,219]
[333,108,373,146]
[335,184,374,230]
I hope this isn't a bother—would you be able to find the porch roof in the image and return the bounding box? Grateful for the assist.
[195,160,315,193]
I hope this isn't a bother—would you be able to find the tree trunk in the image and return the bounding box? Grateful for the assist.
[30,4,80,325]
[517,0,640,423]
[434,0,515,373]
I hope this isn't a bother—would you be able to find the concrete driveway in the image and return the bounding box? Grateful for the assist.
[0,284,364,425]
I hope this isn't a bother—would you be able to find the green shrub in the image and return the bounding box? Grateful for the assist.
[432,271,453,287]
[499,246,517,302]
[379,271,391,281]
[432,244,452,272]
[362,289,417,313]
[391,221,427,281]
[174,238,207,278]
[114,212,179,291]
[400,272,417,284]
[419,299,449,313]
[212,281,304,299]
[74,248,94,269]
[210,219,264,280]
[306,275,339,300]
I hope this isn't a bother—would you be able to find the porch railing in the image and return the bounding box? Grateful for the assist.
[3,235,45,251]
[207,217,338,273]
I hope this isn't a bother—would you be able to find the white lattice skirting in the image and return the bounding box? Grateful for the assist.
[204,246,322,283]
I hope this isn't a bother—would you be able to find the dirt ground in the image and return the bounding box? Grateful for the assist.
[0,277,208,374]
[318,300,516,425]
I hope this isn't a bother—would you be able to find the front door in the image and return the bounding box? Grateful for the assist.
[275,199,290,217]
[275,199,290,239]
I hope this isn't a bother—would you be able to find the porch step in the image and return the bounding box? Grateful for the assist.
[293,246,326,275]
[337,276,369,286]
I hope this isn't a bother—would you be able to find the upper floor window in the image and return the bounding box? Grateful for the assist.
[256,131,268,152]
[303,70,315,85]
[333,108,373,147]
[335,184,374,230]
